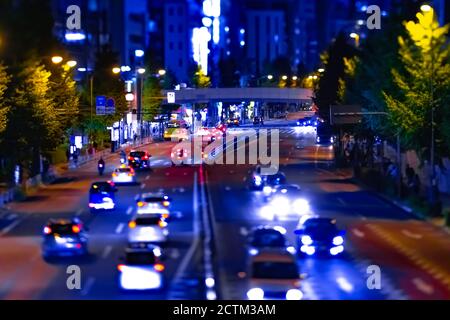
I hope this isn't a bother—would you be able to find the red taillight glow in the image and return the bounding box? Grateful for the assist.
[137,201,145,207]
[154,263,165,272]
[89,203,95,208]
[128,156,132,160]
[162,201,170,207]
[112,173,117,177]
[43,226,52,234]
[117,264,125,272]
[128,221,136,229]
[158,220,167,228]
[72,225,81,233]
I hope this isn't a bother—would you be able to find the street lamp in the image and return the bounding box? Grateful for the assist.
[350,32,360,47]
[318,68,325,73]
[112,67,121,74]
[67,60,77,68]
[420,4,432,12]
[137,68,146,75]
[158,69,166,76]
[292,76,298,81]
[281,75,288,80]
[267,75,273,80]
[51,56,64,64]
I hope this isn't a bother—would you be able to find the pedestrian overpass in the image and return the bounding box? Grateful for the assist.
[162,87,314,104]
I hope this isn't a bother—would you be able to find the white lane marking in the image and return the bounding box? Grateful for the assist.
[225,186,231,191]
[165,172,170,176]
[352,228,365,238]
[412,278,434,295]
[337,197,346,206]
[402,229,423,240]
[170,249,180,259]
[140,183,146,189]
[336,277,354,293]
[168,172,200,299]
[76,209,84,216]
[179,187,185,193]
[6,213,17,220]
[145,175,150,180]
[126,206,133,215]
[240,227,248,236]
[101,245,113,259]
[0,219,22,237]
[115,223,125,234]
[134,194,140,201]
[81,277,96,296]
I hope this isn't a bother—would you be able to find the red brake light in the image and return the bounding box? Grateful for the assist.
[117,264,125,272]
[154,263,165,272]
[128,156,132,160]
[158,220,167,228]
[72,225,81,233]
[43,226,52,234]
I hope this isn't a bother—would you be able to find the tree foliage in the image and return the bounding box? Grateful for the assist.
[192,67,211,88]
[382,8,450,159]
[0,63,10,135]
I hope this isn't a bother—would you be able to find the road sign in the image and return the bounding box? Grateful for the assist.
[105,98,115,115]
[330,105,362,125]
[96,95,107,115]
[167,92,175,104]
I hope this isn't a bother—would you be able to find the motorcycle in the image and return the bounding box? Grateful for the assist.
[98,163,105,176]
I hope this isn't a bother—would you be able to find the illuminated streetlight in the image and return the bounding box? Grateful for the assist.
[313,75,318,80]
[158,69,167,76]
[282,75,288,80]
[125,93,135,102]
[67,60,77,68]
[350,32,360,47]
[137,68,146,74]
[318,68,325,73]
[420,4,432,12]
[308,75,313,80]
[51,56,63,64]
[292,76,298,81]
[267,75,273,80]
[112,67,121,74]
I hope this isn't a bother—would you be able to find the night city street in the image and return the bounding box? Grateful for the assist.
[0,0,450,310]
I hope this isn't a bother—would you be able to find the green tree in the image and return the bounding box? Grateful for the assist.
[192,67,211,88]
[383,8,450,160]
[0,63,9,135]
[142,76,162,121]
[315,33,357,119]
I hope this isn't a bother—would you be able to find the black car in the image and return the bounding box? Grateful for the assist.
[253,117,264,126]
[247,226,296,256]
[226,118,240,127]
[316,124,336,145]
[128,150,151,169]
[265,172,287,187]
[42,218,88,259]
[294,217,345,257]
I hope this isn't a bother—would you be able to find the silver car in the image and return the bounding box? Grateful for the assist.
[127,215,169,244]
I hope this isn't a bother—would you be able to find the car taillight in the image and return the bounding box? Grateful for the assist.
[154,263,165,272]
[137,201,145,207]
[162,213,169,219]
[117,264,125,272]
[128,221,136,229]
[128,173,133,176]
[143,155,149,160]
[128,156,132,160]
[89,203,95,208]
[72,225,81,233]
[158,220,167,228]
[112,173,117,177]
[43,226,52,234]
[162,201,170,207]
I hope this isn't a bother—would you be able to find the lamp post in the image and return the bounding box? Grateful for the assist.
[350,33,360,47]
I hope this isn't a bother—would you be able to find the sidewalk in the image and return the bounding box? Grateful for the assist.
[333,167,450,232]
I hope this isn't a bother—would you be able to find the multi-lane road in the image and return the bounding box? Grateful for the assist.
[0,124,449,300]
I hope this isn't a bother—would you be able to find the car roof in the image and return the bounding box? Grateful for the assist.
[140,192,167,198]
[251,249,296,263]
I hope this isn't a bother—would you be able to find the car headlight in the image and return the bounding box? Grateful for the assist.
[286,246,297,255]
[263,186,272,194]
[249,248,259,256]
[330,245,344,256]
[316,136,320,143]
[254,175,262,185]
[296,122,300,126]
[102,197,113,203]
[286,289,303,300]
[333,236,344,246]
[247,288,264,300]
[330,137,334,143]
[272,196,290,215]
[293,199,310,214]
[301,235,313,245]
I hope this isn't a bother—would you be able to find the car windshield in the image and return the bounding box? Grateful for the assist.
[134,217,162,226]
[251,231,285,247]
[49,223,77,235]
[130,152,145,157]
[252,262,298,279]
[304,220,338,237]
[144,197,166,203]
[125,251,156,265]
[90,183,113,193]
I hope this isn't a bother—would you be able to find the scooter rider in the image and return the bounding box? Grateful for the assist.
[98,157,105,175]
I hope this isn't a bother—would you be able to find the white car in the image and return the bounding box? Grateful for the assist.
[127,215,169,244]
[117,246,165,291]
[112,166,137,184]
[246,249,303,300]
[136,193,172,215]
